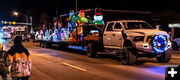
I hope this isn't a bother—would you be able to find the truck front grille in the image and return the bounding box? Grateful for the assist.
[145,35,154,43]
[145,35,168,43]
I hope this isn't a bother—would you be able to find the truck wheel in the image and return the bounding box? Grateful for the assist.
[87,43,97,57]
[172,42,179,50]
[43,42,50,48]
[120,47,136,65]
[156,50,172,63]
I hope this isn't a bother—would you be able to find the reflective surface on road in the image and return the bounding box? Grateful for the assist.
[2,39,180,80]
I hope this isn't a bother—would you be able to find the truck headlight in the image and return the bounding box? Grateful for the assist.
[168,41,171,48]
[143,43,149,49]
[134,36,144,42]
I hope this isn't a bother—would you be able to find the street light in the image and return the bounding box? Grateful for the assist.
[14,12,19,16]
[76,0,78,13]
[13,11,28,24]
[13,11,33,33]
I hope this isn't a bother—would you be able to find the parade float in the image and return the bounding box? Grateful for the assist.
[34,8,172,65]
[35,8,104,44]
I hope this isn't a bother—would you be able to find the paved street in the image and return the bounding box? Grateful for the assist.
[2,40,180,80]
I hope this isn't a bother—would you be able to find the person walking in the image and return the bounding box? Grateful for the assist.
[6,36,32,80]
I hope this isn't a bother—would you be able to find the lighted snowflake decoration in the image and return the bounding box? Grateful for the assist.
[152,34,168,53]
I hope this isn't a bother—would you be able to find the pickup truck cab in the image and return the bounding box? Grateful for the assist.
[86,20,172,65]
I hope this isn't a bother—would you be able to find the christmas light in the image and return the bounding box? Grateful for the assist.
[152,34,168,53]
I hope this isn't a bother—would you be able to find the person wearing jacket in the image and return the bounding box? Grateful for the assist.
[6,36,32,80]
[0,43,8,80]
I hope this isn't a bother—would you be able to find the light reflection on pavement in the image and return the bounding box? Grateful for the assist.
[2,40,180,80]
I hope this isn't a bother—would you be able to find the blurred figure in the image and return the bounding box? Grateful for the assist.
[0,43,8,80]
[6,36,32,80]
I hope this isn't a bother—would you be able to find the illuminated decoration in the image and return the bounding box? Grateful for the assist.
[57,22,62,28]
[67,9,101,42]
[1,21,16,25]
[43,29,52,41]
[1,26,12,39]
[70,10,79,23]
[69,10,75,19]
[9,22,12,24]
[4,21,7,24]
[68,9,83,42]
[60,28,70,41]
[12,21,16,25]
[66,18,70,22]
[93,8,104,24]
[70,15,79,23]
[35,31,39,40]
[68,10,79,28]
[43,30,48,41]
[16,27,25,31]
[69,27,83,42]
[52,29,59,42]
[169,23,180,28]
[78,9,88,24]
[40,30,44,40]
[67,22,72,27]
[152,34,168,53]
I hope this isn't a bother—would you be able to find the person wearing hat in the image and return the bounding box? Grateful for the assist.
[6,36,32,80]
[0,43,8,80]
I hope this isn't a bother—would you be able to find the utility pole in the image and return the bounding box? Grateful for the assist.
[30,16,33,33]
[76,0,78,13]
[56,6,58,17]
[26,16,28,26]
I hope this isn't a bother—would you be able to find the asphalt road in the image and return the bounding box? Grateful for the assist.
[2,40,180,80]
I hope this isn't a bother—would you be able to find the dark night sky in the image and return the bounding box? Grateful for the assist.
[0,0,180,23]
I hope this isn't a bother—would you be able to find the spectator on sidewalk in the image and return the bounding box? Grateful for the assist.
[0,43,8,80]
[6,36,32,80]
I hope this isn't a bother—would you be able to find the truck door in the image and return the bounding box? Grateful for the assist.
[111,22,123,48]
[103,22,115,47]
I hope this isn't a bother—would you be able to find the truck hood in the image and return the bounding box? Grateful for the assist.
[126,29,168,36]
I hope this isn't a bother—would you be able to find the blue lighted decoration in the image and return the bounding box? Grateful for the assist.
[152,34,168,53]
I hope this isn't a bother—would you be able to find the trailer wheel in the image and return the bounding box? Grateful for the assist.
[43,42,47,48]
[59,43,68,49]
[40,42,43,47]
[87,43,97,57]
[44,42,51,48]
[42,42,51,48]
[156,50,172,63]
[120,47,136,65]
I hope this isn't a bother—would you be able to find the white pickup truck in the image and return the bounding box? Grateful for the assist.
[86,20,172,65]
[35,20,172,65]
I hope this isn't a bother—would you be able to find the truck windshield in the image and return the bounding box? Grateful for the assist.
[123,22,153,30]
